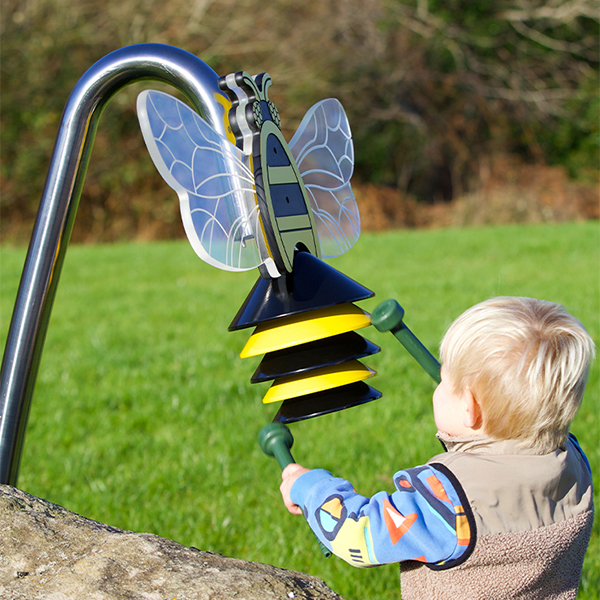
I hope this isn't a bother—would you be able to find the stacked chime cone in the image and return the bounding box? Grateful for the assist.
[229,251,382,423]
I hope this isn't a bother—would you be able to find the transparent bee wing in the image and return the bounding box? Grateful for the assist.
[289,99,360,258]
[136,89,264,272]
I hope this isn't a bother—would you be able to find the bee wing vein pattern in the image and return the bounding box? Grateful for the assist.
[137,89,264,272]
[289,99,360,259]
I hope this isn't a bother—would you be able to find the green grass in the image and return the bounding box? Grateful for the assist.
[1,221,599,599]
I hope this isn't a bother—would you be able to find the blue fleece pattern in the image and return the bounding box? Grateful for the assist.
[290,464,472,568]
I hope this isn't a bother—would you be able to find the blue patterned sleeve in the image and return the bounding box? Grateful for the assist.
[290,464,474,568]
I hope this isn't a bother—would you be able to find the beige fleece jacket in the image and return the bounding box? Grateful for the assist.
[400,433,594,599]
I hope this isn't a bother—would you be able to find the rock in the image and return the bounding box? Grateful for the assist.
[0,485,344,600]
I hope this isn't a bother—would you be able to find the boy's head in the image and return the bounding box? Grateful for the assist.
[439,297,595,453]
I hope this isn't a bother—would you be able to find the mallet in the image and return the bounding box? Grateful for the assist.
[371,299,441,384]
[258,422,296,470]
[258,422,332,558]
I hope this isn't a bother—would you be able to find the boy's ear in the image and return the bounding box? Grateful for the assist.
[463,388,483,430]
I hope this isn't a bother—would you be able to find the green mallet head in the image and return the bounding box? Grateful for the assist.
[258,422,295,470]
[371,298,405,333]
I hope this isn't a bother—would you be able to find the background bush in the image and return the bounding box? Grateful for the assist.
[1,0,598,243]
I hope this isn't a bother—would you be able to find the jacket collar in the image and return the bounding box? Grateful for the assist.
[436,431,548,456]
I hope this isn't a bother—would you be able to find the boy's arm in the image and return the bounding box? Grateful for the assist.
[282,463,475,569]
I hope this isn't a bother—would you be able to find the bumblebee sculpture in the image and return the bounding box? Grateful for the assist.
[137,71,382,424]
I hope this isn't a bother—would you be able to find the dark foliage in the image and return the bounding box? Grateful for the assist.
[1,0,597,242]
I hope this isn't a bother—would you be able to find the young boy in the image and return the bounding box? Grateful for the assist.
[279,297,595,599]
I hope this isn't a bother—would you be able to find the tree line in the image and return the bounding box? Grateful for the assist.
[1,0,598,242]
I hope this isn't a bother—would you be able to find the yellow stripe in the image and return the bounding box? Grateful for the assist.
[240,303,371,358]
[268,165,297,184]
[262,360,376,404]
[277,215,312,231]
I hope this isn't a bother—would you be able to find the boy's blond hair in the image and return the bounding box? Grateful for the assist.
[440,297,595,453]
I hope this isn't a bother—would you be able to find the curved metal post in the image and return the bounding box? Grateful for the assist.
[0,43,230,485]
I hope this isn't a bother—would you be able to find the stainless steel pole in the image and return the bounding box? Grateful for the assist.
[0,43,230,485]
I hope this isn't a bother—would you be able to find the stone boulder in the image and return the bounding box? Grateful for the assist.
[0,484,344,599]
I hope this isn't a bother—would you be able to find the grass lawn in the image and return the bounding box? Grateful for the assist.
[1,221,598,599]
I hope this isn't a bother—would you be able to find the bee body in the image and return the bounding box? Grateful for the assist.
[220,72,319,276]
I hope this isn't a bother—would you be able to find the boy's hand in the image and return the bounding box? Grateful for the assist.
[280,463,311,515]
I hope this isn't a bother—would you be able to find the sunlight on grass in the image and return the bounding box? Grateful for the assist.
[1,221,598,600]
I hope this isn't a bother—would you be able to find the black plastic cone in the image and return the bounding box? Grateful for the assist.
[229,251,374,331]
